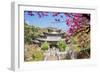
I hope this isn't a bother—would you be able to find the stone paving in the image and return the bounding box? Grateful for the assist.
[44,47,67,60]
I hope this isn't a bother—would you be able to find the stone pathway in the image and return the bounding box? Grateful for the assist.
[44,47,59,60]
[46,55,58,60]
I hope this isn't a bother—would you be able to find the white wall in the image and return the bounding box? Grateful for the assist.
[0,0,100,73]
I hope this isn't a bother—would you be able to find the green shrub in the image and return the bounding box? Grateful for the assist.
[57,40,67,52]
[71,37,81,52]
[41,41,49,51]
[32,50,44,61]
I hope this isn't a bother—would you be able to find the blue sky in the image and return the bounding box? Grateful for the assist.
[24,11,69,31]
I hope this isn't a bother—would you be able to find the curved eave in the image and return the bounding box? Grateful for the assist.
[36,38,66,42]
[43,32,65,36]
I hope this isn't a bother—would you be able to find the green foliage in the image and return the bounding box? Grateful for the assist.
[24,23,39,44]
[24,22,48,44]
[41,41,49,51]
[57,40,67,52]
[70,30,90,52]
[32,50,44,61]
[70,37,81,52]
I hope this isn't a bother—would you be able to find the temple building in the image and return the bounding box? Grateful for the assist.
[32,27,66,47]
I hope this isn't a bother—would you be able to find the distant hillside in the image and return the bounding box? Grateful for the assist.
[24,23,48,44]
